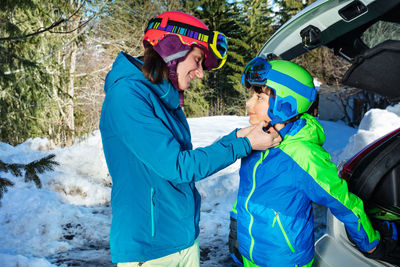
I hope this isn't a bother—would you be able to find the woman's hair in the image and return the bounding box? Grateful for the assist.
[142,46,169,84]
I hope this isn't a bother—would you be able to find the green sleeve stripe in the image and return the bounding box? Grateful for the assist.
[279,116,379,244]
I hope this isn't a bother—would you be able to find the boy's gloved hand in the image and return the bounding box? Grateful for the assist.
[365,221,399,265]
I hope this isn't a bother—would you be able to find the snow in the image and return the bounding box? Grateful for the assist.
[340,105,400,162]
[1,103,400,266]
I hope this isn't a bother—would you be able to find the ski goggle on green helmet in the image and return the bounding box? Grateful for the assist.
[241,57,317,125]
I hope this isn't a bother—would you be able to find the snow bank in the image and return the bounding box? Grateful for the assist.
[1,103,399,266]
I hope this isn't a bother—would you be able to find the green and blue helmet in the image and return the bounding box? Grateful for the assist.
[241,57,316,125]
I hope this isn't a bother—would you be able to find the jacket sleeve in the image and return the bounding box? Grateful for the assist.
[293,143,380,252]
[102,82,251,185]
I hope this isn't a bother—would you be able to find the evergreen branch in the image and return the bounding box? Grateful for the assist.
[8,164,23,177]
[0,154,58,190]
[0,18,66,41]
[24,168,42,188]
[0,0,86,42]
[0,177,14,200]
[24,154,59,188]
[3,0,108,77]
[0,161,6,173]
[26,154,59,174]
[0,160,24,177]
[49,15,95,34]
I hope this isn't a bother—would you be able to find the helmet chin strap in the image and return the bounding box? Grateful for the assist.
[264,118,294,139]
[262,122,272,132]
[263,122,285,140]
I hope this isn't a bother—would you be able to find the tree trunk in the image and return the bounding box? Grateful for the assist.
[65,0,81,146]
[66,41,77,146]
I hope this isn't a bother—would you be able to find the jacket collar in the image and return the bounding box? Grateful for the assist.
[105,51,180,110]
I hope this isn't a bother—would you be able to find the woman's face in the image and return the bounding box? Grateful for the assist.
[246,90,271,126]
[176,47,204,90]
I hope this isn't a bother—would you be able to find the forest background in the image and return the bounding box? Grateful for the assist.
[1,0,350,147]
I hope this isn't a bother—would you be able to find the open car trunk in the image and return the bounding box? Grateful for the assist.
[340,128,400,265]
[341,128,400,218]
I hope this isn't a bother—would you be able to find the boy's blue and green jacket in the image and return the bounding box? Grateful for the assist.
[99,52,251,263]
[236,113,380,267]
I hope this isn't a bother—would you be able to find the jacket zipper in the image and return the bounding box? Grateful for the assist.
[151,187,155,237]
[245,151,269,262]
[272,210,295,253]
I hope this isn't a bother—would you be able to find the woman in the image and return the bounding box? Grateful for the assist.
[99,11,280,266]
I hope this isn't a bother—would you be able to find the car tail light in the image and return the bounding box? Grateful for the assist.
[340,127,400,181]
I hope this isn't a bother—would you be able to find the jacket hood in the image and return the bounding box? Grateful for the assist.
[104,51,180,110]
[282,113,325,146]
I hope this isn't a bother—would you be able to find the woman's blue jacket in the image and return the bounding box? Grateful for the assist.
[99,52,251,263]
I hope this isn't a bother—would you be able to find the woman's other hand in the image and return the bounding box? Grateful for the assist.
[236,125,256,138]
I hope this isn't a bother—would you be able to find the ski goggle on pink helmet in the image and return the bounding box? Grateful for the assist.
[143,11,228,70]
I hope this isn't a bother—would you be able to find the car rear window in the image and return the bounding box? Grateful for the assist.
[361,21,400,48]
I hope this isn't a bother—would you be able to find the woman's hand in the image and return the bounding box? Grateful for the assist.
[242,122,282,150]
[236,125,256,138]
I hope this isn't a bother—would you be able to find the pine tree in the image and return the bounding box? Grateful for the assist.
[0,1,95,146]
[184,0,245,115]
[181,0,282,116]
[229,0,277,115]
[273,0,309,25]
[239,0,276,59]
[1,1,58,145]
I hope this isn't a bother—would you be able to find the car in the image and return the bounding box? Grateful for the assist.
[258,0,400,101]
[229,0,400,266]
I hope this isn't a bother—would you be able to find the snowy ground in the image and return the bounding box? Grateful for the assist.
[1,103,400,267]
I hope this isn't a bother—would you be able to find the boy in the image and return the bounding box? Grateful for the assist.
[234,57,397,267]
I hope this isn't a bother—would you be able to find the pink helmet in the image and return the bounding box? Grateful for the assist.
[143,11,227,71]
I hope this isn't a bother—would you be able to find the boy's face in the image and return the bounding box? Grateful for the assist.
[246,90,271,126]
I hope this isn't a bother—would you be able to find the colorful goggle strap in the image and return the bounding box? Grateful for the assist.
[145,18,227,60]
